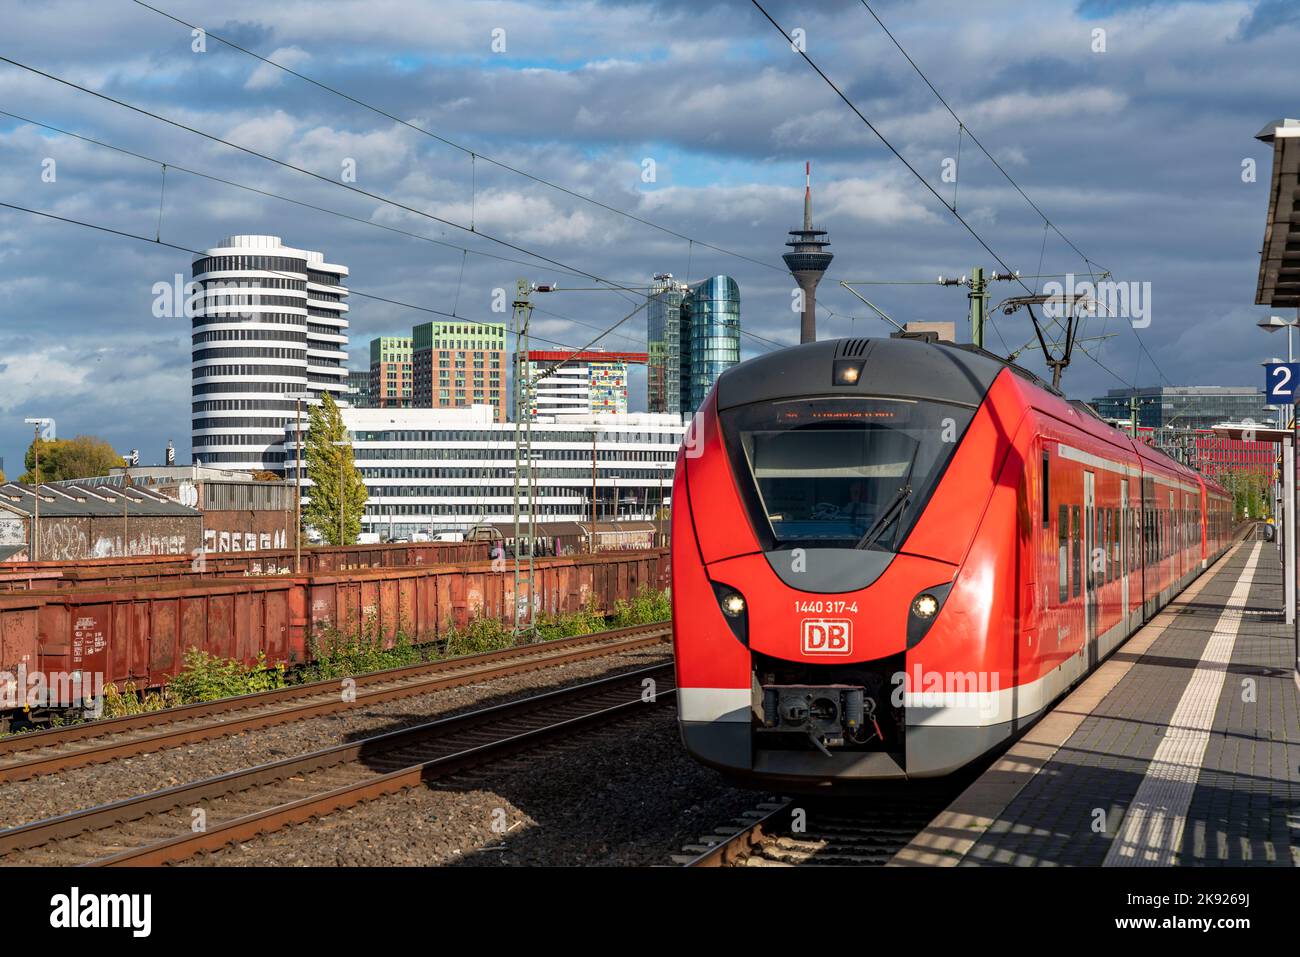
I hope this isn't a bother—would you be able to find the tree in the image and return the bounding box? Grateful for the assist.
[1221,469,1272,521]
[303,393,367,545]
[20,435,123,483]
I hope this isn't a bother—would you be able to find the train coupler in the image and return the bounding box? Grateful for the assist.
[759,684,882,751]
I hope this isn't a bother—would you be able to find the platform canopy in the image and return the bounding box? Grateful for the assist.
[1210,421,1290,444]
[1255,119,1300,308]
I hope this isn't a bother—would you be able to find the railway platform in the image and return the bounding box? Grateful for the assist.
[893,535,1300,867]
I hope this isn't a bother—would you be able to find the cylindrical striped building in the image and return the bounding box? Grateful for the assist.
[190,235,349,472]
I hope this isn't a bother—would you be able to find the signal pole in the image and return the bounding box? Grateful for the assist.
[938,268,1019,349]
[512,280,536,638]
[968,266,988,349]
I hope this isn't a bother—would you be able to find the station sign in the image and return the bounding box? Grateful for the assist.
[1264,362,1300,404]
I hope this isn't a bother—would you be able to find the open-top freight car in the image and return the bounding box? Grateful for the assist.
[0,539,498,591]
[0,549,668,728]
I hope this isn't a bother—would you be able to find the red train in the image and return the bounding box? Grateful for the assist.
[671,335,1234,788]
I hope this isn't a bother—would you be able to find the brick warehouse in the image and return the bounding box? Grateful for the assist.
[81,468,296,556]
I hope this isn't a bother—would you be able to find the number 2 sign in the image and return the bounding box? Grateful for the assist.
[1265,363,1300,404]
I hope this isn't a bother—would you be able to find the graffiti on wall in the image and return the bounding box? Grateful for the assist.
[203,529,288,554]
[0,517,23,547]
[39,527,189,561]
[44,525,88,561]
[89,534,188,560]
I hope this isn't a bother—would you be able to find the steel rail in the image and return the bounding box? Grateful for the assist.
[0,622,669,782]
[0,663,674,865]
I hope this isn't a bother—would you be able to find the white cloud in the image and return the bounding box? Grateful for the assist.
[244,46,312,91]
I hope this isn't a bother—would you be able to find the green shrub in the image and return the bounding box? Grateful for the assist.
[611,587,672,627]
[534,598,605,641]
[443,616,513,656]
[164,648,287,704]
[299,621,423,683]
[100,680,169,718]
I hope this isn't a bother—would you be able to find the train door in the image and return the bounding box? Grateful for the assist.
[1120,479,1130,618]
[1084,471,1098,669]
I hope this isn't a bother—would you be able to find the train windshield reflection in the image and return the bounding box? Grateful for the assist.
[721,396,975,550]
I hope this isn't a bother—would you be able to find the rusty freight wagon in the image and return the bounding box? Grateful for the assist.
[0,549,668,726]
[0,540,496,591]
[0,577,302,729]
[306,550,670,642]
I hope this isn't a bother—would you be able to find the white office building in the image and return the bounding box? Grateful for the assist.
[191,235,349,472]
[284,405,683,539]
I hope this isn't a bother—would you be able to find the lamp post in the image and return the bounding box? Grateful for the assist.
[1259,316,1298,430]
[287,392,311,573]
[21,418,48,561]
[121,457,130,557]
[1258,314,1297,362]
[331,437,353,546]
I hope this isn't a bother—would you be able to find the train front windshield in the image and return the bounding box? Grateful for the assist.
[720,396,974,550]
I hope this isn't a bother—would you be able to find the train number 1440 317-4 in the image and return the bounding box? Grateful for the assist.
[794,599,859,614]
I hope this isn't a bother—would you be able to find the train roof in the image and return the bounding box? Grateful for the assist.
[715,335,1036,411]
[714,335,1228,496]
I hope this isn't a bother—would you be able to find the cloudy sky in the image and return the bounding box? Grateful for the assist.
[1,0,1296,473]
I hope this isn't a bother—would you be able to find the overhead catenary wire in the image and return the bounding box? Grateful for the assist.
[131,0,876,350]
[0,55,784,368]
[0,109,642,287]
[855,0,1109,277]
[851,0,1181,394]
[0,200,601,354]
[754,0,1165,392]
[748,1,1035,302]
[130,0,791,278]
[0,55,649,305]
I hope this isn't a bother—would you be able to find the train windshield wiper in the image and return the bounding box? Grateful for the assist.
[855,485,912,551]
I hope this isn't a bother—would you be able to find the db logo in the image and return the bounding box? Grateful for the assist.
[801,618,852,655]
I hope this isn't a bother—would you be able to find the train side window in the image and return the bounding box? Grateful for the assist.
[1108,508,1116,583]
[1113,508,1121,575]
[1133,510,1140,570]
[1102,509,1112,582]
[1058,504,1069,602]
[1071,505,1082,598]
[1041,451,1050,529]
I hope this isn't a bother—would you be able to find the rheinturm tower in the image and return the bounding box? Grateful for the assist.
[783,162,833,344]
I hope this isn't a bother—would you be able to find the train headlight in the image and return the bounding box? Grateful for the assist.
[832,359,866,386]
[720,591,746,617]
[911,593,939,619]
[710,582,750,645]
[906,582,954,649]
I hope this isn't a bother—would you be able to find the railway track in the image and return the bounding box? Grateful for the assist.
[0,663,675,866]
[0,622,670,783]
[679,779,972,867]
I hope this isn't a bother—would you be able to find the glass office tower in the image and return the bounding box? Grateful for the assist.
[647,275,686,416]
[647,273,741,418]
[681,275,741,415]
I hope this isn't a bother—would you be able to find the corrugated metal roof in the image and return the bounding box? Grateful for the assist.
[0,483,201,518]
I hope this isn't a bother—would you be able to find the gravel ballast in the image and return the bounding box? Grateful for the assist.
[0,645,672,830]
[188,703,762,867]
